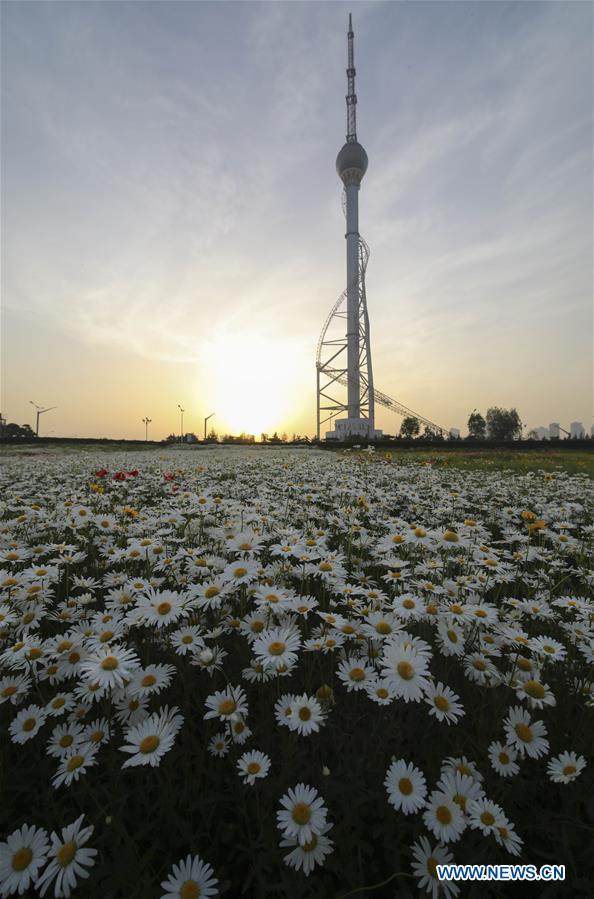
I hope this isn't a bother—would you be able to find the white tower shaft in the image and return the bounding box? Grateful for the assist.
[346,181,360,418]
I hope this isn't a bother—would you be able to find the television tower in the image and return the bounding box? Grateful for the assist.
[317,14,382,440]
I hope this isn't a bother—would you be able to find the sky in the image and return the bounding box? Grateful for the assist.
[1,0,592,440]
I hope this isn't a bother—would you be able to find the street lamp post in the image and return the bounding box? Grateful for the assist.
[142,417,152,442]
[177,405,185,443]
[204,412,215,442]
[29,401,57,437]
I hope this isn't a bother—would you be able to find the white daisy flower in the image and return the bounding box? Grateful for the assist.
[287,694,325,736]
[503,706,549,759]
[9,704,47,744]
[120,706,183,768]
[237,750,271,785]
[203,686,248,723]
[36,814,97,898]
[493,818,523,856]
[280,821,334,876]
[52,743,98,789]
[384,759,427,814]
[229,717,252,745]
[0,823,49,898]
[436,770,485,815]
[423,791,466,843]
[128,663,176,698]
[514,675,556,709]
[277,784,329,846]
[488,741,520,777]
[79,644,141,693]
[336,657,375,692]
[467,797,507,836]
[47,722,86,759]
[0,674,32,706]
[208,732,230,758]
[134,588,189,628]
[380,643,431,703]
[252,625,301,672]
[364,677,397,705]
[160,854,218,899]
[169,626,204,655]
[410,835,460,899]
[547,750,587,784]
[424,682,465,724]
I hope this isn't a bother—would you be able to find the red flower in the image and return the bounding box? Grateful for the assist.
[163,473,175,481]
[127,470,139,477]
[113,471,127,481]
[95,468,108,478]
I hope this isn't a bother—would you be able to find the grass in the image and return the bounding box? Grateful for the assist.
[361,448,594,477]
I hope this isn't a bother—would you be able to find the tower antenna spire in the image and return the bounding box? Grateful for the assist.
[346,13,357,143]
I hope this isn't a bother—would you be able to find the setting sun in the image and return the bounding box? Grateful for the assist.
[200,332,308,437]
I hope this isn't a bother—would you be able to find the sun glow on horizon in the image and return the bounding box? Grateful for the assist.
[200,332,309,437]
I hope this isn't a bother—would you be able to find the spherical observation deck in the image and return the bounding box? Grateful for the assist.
[336,141,368,185]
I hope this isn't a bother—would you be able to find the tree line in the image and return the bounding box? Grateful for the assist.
[399,407,523,440]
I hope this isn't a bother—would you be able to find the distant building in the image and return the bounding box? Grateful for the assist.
[449,428,460,439]
[549,422,560,439]
[534,426,549,440]
[570,421,585,438]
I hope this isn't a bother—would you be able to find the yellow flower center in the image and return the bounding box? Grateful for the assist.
[443,531,459,542]
[57,841,77,867]
[402,599,415,610]
[60,734,74,747]
[523,680,545,699]
[319,562,332,572]
[28,648,43,660]
[90,730,105,743]
[142,674,157,687]
[392,534,404,543]
[302,835,318,852]
[435,696,450,712]
[499,752,510,764]
[375,622,391,635]
[376,688,389,699]
[157,602,171,615]
[247,762,261,775]
[205,587,220,599]
[436,805,452,825]
[298,707,311,721]
[23,718,37,732]
[12,847,33,871]
[101,656,118,671]
[292,803,311,825]
[562,765,576,776]
[398,777,413,795]
[180,880,200,899]
[218,699,236,716]
[515,723,533,743]
[473,660,486,671]
[234,567,248,578]
[66,755,85,772]
[397,661,414,680]
[480,811,495,826]
[350,667,365,682]
[2,686,17,697]
[99,631,113,643]
[139,735,160,754]
[52,698,66,709]
[182,635,193,644]
[268,641,286,656]
[427,857,438,879]
[414,527,426,538]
